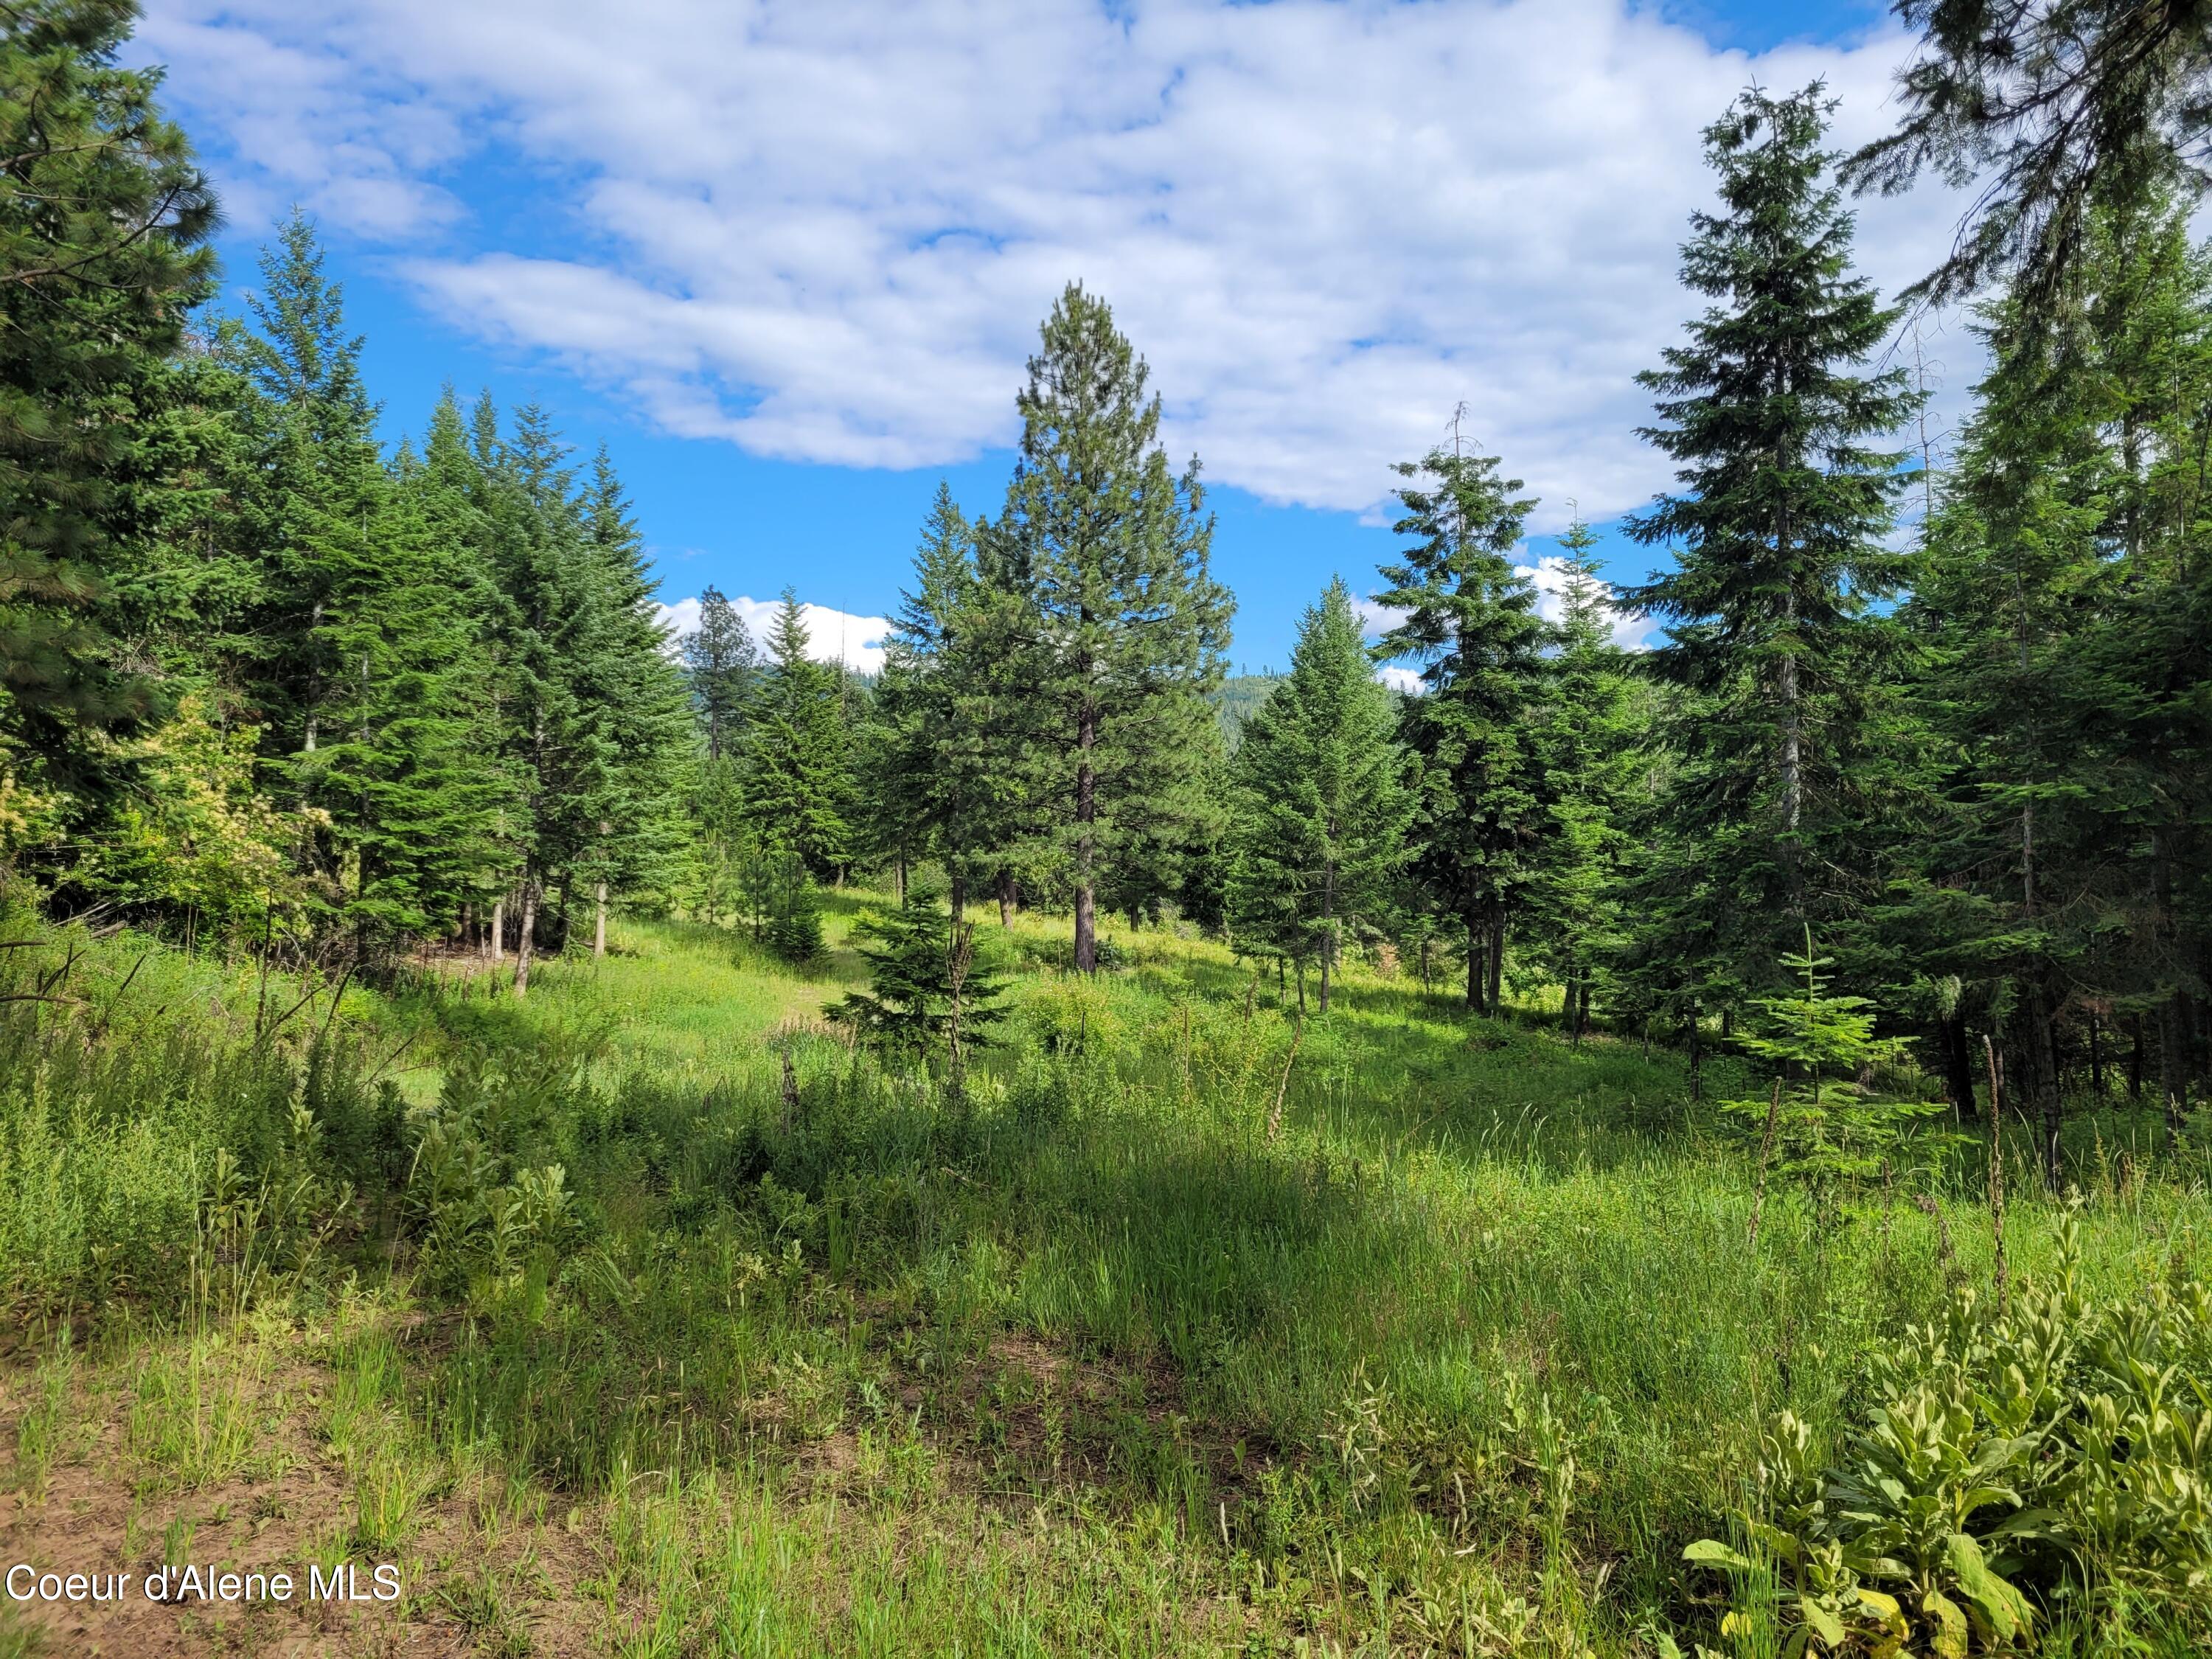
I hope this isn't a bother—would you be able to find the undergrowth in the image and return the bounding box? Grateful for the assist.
[0,894,2205,1655]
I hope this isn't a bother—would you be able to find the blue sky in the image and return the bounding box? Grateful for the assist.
[141,0,1952,673]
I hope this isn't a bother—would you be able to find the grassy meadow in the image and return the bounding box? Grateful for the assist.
[1,891,2206,1656]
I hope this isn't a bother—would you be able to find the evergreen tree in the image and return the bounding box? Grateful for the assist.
[1373,437,1548,1012]
[995,283,1233,970]
[740,589,857,881]
[1525,515,1640,1040]
[827,880,1008,1065]
[571,445,692,950]
[1618,84,1921,1007]
[0,0,217,812]
[1227,579,1412,1012]
[684,585,757,762]
[1897,187,2212,1172]
[235,218,502,945]
[870,482,1031,914]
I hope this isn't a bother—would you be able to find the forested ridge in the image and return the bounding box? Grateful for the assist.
[2,4,2211,1657]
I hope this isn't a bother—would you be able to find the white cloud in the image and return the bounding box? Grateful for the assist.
[1514,554,1658,650]
[142,0,1969,524]
[656,594,891,675]
[1377,664,1426,696]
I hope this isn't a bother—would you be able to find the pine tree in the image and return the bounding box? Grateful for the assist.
[0,0,218,811]
[1227,579,1412,1012]
[1525,514,1640,1041]
[1898,186,2212,1173]
[740,589,857,881]
[1373,435,1548,1012]
[1618,84,1920,1006]
[874,481,1048,917]
[995,283,1233,970]
[684,585,757,762]
[568,445,691,953]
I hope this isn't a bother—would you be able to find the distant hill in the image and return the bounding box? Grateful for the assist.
[1211,673,1283,748]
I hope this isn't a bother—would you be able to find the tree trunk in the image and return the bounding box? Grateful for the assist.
[2011,984,2062,1191]
[511,880,538,998]
[490,897,504,963]
[2160,990,2194,1150]
[2129,1013,2146,1099]
[2087,1012,2102,1099]
[1688,1004,1703,1102]
[1318,852,1335,1014]
[1941,1012,1977,1124]
[998,868,1015,927]
[1486,902,1506,1013]
[594,880,608,959]
[1464,914,1485,1012]
[1074,698,1098,973]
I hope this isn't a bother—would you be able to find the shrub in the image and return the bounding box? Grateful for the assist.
[1686,1203,2211,1655]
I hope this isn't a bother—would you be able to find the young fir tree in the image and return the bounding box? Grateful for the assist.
[1373,438,1549,1012]
[827,880,1008,1069]
[995,284,1233,970]
[1618,84,1920,1007]
[0,0,218,818]
[870,483,1031,915]
[1227,579,1411,1012]
[684,585,758,763]
[1525,514,1640,1041]
[740,590,857,882]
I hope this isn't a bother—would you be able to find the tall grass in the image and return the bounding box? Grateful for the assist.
[1,893,2205,1653]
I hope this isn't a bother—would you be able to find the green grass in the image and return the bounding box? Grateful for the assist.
[0,893,2205,1654]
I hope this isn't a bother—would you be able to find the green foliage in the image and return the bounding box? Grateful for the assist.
[1688,1206,2211,1655]
[1722,933,1955,1192]
[1618,83,1922,1009]
[0,0,217,805]
[1373,435,1548,1012]
[827,881,1007,1060]
[740,589,858,882]
[993,283,1233,969]
[682,585,757,763]
[1227,579,1411,1007]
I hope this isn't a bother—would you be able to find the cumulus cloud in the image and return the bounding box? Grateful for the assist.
[656,595,891,676]
[1514,554,1658,650]
[142,0,1966,524]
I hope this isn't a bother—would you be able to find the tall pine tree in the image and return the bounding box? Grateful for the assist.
[995,284,1232,970]
[1374,436,1548,1012]
[1618,84,1920,1010]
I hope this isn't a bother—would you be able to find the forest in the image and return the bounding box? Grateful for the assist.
[1,2,2209,1656]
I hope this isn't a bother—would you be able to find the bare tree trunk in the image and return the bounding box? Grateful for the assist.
[490,897,504,963]
[1941,1012,1977,1125]
[1074,698,1098,973]
[511,880,538,998]
[2160,990,2194,1150]
[594,879,608,959]
[950,867,967,925]
[1486,902,1506,1012]
[1318,854,1335,1014]
[998,867,1014,927]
